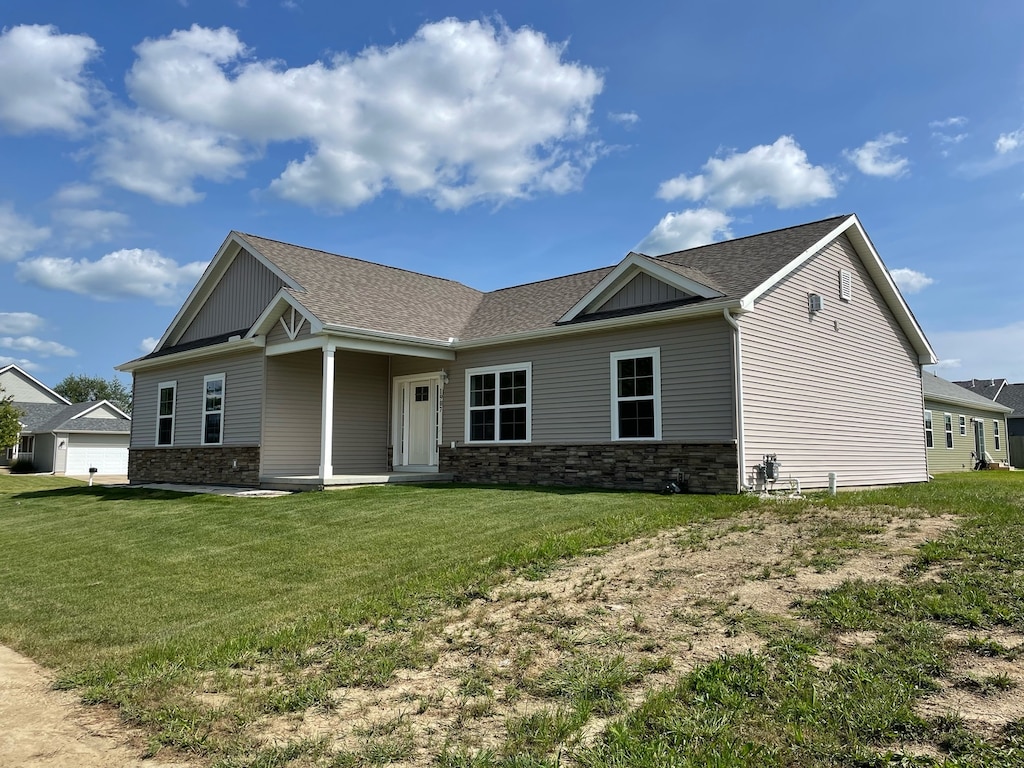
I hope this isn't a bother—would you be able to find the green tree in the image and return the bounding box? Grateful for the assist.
[54,374,132,414]
[0,388,21,451]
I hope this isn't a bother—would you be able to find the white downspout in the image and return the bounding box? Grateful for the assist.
[723,309,746,492]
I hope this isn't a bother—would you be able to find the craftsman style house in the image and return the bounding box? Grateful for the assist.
[118,214,937,492]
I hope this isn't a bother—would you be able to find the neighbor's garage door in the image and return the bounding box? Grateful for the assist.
[65,434,129,475]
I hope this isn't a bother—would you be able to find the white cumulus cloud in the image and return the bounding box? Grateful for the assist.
[0,312,45,335]
[656,136,836,209]
[52,208,131,245]
[118,20,603,209]
[995,128,1024,155]
[0,336,76,357]
[52,183,103,205]
[0,203,50,262]
[635,208,733,254]
[0,355,40,372]
[929,116,967,129]
[95,110,248,205]
[16,248,209,304]
[890,267,934,294]
[139,336,160,354]
[0,24,101,134]
[844,132,909,178]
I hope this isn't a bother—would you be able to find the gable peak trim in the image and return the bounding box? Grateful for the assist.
[558,252,723,324]
[0,364,72,405]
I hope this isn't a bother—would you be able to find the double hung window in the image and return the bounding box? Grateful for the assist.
[611,348,662,440]
[466,363,531,442]
[157,381,176,446]
[994,421,1001,451]
[924,411,933,449]
[202,374,225,445]
[944,414,954,449]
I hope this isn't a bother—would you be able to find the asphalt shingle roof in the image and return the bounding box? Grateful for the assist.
[238,233,485,342]
[235,216,854,343]
[954,378,1024,416]
[15,401,130,433]
[924,373,1013,412]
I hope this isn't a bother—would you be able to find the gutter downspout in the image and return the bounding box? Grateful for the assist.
[723,309,746,492]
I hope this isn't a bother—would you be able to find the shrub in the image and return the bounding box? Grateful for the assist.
[9,457,36,474]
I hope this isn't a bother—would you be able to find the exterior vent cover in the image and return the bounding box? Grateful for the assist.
[808,293,824,313]
[839,269,852,302]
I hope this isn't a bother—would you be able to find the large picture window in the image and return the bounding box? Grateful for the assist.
[202,374,225,445]
[157,381,176,446]
[611,347,662,440]
[465,363,531,442]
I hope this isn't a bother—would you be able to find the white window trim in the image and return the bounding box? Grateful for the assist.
[201,373,225,446]
[464,362,532,444]
[959,415,967,436]
[994,420,1000,451]
[924,410,933,449]
[944,413,954,449]
[156,380,177,446]
[610,347,662,441]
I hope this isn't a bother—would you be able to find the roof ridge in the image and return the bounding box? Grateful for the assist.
[483,265,615,295]
[648,213,852,258]
[237,231,482,293]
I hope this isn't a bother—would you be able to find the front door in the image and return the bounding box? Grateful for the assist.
[393,374,441,470]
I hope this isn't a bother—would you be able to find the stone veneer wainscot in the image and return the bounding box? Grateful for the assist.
[439,443,738,493]
[129,446,261,486]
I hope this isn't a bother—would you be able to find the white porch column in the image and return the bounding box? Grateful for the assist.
[319,343,335,478]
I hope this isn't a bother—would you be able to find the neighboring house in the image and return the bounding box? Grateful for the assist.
[953,378,1024,468]
[0,365,132,475]
[922,373,1012,472]
[117,213,937,493]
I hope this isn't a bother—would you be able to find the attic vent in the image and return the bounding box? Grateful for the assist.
[808,293,825,313]
[839,269,852,302]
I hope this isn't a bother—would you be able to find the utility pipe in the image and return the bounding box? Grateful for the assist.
[723,308,746,492]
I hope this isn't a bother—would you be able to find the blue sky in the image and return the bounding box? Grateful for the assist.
[1,0,1022,390]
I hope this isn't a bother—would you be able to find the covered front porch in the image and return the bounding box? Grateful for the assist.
[259,332,455,488]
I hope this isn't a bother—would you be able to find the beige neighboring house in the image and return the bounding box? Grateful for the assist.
[0,365,131,475]
[922,372,1012,473]
[117,213,937,493]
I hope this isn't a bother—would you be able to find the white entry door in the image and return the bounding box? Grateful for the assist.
[393,374,441,470]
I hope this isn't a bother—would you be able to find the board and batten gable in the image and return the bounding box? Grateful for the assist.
[740,233,927,489]
[593,272,689,313]
[922,400,1008,473]
[443,316,735,446]
[131,350,264,448]
[178,249,286,344]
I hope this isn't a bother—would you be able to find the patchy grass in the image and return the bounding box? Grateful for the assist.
[3,472,1024,766]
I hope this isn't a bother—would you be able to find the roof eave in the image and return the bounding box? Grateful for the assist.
[116,336,266,373]
[457,298,745,350]
[924,393,1014,413]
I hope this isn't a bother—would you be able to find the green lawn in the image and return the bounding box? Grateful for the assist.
[2,473,1023,767]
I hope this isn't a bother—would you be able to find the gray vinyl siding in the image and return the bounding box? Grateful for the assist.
[179,250,285,343]
[0,369,63,403]
[333,352,389,472]
[391,356,445,378]
[262,351,322,474]
[740,234,927,489]
[923,400,1009,473]
[262,349,390,475]
[442,317,735,446]
[131,350,264,448]
[33,433,55,472]
[595,273,687,313]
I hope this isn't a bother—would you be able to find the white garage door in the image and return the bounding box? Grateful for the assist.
[66,434,129,475]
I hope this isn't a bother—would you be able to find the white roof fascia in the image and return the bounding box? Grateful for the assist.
[157,232,303,350]
[0,364,72,404]
[116,336,266,373]
[558,253,723,324]
[458,297,744,350]
[741,214,937,366]
[321,323,456,349]
[248,289,324,338]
